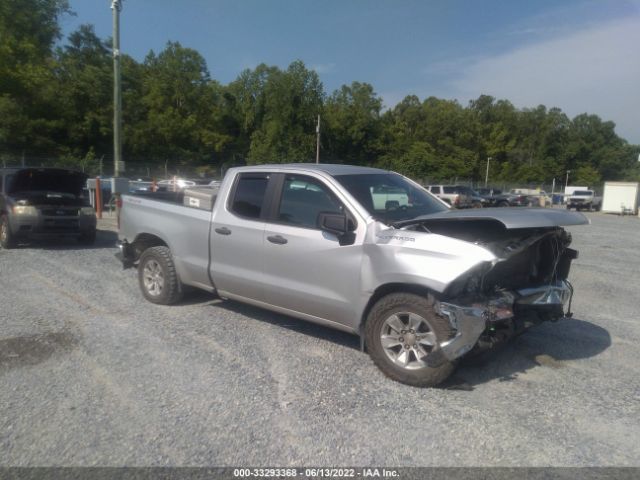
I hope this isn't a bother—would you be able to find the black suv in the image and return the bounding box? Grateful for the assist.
[0,167,97,248]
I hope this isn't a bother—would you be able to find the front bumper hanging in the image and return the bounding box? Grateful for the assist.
[432,280,573,364]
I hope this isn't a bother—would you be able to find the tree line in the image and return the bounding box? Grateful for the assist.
[1,0,639,185]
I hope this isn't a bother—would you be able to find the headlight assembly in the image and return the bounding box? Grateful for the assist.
[12,206,37,215]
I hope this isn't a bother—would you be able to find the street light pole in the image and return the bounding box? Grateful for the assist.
[484,157,491,187]
[565,170,571,190]
[111,0,123,223]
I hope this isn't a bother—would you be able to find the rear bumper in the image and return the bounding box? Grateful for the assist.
[115,240,136,269]
[433,280,573,363]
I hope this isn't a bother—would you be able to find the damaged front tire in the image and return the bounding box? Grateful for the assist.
[365,293,456,387]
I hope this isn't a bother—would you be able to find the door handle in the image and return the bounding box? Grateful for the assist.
[267,235,288,245]
[215,227,231,235]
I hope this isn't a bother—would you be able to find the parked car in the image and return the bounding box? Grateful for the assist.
[454,186,485,208]
[117,164,587,387]
[0,167,97,248]
[157,178,197,191]
[477,188,531,207]
[566,190,602,211]
[426,185,473,208]
[510,189,550,207]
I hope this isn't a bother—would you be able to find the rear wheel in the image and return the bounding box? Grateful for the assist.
[497,201,509,207]
[365,293,455,387]
[0,215,15,249]
[138,246,183,305]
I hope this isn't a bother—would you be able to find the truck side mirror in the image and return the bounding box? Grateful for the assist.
[318,212,348,236]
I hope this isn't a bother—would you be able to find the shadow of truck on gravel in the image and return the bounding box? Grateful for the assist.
[448,317,611,389]
[202,300,610,388]
[211,299,361,351]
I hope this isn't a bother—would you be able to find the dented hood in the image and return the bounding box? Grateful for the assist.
[395,207,589,230]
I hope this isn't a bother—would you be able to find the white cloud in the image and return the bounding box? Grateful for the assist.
[311,62,336,74]
[448,17,640,143]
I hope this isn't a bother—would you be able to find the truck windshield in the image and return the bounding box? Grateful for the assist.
[573,190,593,195]
[334,173,448,224]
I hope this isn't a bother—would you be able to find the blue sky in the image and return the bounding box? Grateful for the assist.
[61,0,640,143]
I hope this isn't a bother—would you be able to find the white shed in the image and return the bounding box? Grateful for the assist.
[601,182,640,214]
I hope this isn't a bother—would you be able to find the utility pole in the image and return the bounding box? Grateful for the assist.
[315,115,321,164]
[484,157,491,187]
[112,0,122,178]
[565,170,571,190]
[112,0,123,221]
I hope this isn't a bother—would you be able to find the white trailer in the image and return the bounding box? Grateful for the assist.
[601,182,640,215]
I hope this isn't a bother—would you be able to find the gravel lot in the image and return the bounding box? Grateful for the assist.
[1,212,639,467]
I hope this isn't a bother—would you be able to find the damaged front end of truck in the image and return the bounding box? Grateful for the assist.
[394,208,588,365]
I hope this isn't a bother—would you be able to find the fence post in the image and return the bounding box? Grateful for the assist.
[95,177,103,219]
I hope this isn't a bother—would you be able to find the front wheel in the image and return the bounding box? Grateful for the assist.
[0,215,15,249]
[138,246,183,305]
[364,293,456,387]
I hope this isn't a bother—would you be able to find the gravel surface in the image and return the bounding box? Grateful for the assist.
[0,212,639,466]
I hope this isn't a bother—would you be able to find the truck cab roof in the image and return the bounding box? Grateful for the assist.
[229,163,390,177]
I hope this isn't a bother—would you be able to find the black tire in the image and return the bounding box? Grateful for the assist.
[138,246,183,305]
[364,292,456,387]
[497,201,509,207]
[0,214,15,249]
[78,229,97,245]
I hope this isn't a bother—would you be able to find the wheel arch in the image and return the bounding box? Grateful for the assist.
[131,232,169,261]
[358,282,440,350]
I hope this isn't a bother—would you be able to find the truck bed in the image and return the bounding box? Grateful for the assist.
[120,192,215,291]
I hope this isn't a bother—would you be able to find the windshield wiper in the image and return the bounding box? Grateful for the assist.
[391,216,424,229]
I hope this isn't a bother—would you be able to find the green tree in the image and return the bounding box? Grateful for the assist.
[55,24,112,157]
[246,60,324,164]
[323,81,382,164]
[574,164,601,186]
[0,0,71,157]
[132,42,214,164]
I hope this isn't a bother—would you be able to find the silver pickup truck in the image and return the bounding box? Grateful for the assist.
[117,164,588,387]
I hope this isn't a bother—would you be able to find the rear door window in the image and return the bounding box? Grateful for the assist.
[229,173,269,219]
